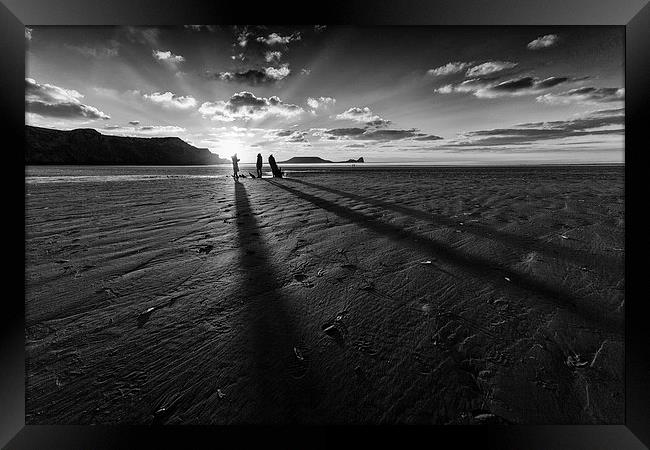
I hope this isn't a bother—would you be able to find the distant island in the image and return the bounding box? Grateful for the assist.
[25,126,229,165]
[278,156,364,164]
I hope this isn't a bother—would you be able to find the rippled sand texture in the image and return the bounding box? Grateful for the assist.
[25,165,625,424]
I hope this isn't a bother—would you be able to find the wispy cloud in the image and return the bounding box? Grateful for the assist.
[25,78,110,120]
[336,106,391,127]
[306,96,336,111]
[125,27,160,46]
[66,40,120,58]
[427,62,473,77]
[214,64,291,84]
[235,27,251,47]
[536,87,624,105]
[101,124,187,136]
[276,129,309,143]
[324,127,441,142]
[184,25,218,32]
[143,91,197,109]
[466,61,518,77]
[256,32,301,46]
[435,75,577,98]
[527,34,559,50]
[264,51,282,63]
[445,108,623,148]
[152,50,186,68]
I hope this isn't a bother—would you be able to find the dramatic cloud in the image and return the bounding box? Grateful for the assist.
[25,78,110,120]
[427,62,473,77]
[466,61,518,77]
[143,91,197,109]
[215,64,291,84]
[199,91,304,122]
[336,107,391,127]
[537,87,625,105]
[153,50,185,67]
[256,32,301,46]
[436,75,573,98]
[25,27,32,40]
[306,96,336,110]
[527,34,559,50]
[264,51,282,63]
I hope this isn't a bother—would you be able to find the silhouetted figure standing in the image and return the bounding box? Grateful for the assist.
[231,153,240,179]
[268,154,282,178]
[256,153,263,178]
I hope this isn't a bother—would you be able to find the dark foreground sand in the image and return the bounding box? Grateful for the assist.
[25,165,625,424]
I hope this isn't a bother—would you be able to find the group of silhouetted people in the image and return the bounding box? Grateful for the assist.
[231,153,282,179]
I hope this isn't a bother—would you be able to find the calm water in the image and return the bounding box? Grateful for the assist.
[25,164,624,185]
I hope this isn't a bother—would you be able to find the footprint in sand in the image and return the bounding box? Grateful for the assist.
[197,244,214,254]
[152,392,183,424]
[322,317,348,346]
[137,307,156,328]
[293,273,314,287]
[287,346,309,379]
[355,340,379,358]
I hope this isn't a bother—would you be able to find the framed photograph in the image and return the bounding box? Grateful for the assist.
[2,0,648,448]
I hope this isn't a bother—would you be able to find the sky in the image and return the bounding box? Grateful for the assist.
[25,25,624,164]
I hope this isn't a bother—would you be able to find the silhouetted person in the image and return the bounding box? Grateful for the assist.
[268,154,282,178]
[231,153,240,178]
[256,153,263,178]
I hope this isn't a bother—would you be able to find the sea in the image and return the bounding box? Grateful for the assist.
[25,163,624,185]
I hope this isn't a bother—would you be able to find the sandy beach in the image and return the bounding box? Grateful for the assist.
[25,164,625,424]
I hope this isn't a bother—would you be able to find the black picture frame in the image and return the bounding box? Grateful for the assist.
[2,0,648,448]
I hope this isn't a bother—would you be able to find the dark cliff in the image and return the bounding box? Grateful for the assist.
[25,126,228,165]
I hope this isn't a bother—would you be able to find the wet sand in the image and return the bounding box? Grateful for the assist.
[25,165,625,424]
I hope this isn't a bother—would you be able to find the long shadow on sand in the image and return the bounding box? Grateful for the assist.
[285,178,621,274]
[233,180,322,423]
[265,179,622,335]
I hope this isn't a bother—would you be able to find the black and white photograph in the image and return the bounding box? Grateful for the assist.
[24,25,625,425]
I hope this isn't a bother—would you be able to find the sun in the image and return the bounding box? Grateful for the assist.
[210,138,258,163]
